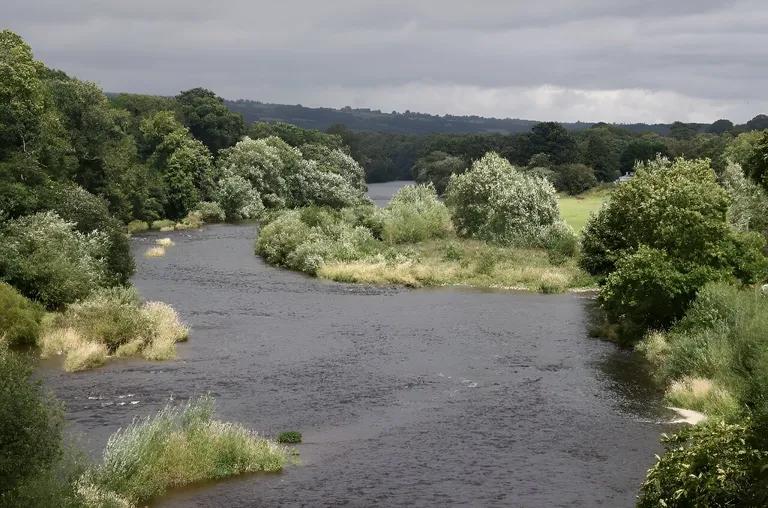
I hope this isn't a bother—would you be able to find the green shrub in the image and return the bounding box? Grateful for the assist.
[554,163,597,195]
[82,396,288,505]
[37,182,135,286]
[543,222,578,265]
[412,151,467,195]
[0,283,44,346]
[0,212,110,309]
[255,208,378,275]
[445,152,560,247]
[380,184,452,244]
[582,157,768,331]
[215,175,264,220]
[277,431,302,444]
[255,211,311,267]
[0,347,63,498]
[194,201,226,223]
[638,421,768,507]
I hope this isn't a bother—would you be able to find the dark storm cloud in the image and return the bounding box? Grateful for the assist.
[5,0,767,122]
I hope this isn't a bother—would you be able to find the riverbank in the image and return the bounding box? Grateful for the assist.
[317,236,594,292]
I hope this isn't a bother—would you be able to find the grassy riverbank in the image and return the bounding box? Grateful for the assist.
[558,188,610,233]
[318,237,593,292]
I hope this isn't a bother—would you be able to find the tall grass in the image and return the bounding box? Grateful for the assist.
[637,282,768,418]
[79,397,288,506]
[40,287,188,371]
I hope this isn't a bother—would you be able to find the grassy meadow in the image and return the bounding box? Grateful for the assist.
[558,188,610,232]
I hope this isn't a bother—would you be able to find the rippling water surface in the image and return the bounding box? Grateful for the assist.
[38,184,669,506]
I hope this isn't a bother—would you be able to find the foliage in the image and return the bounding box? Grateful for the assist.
[445,152,561,247]
[176,88,245,153]
[0,347,63,500]
[0,212,109,309]
[255,208,377,275]
[720,161,768,237]
[619,138,669,173]
[637,282,768,418]
[0,282,43,346]
[215,175,264,220]
[638,421,768,508]
[194,201,226,223]
[581,157,768,330]
[554,163,597,195]
[277,431,302,444]
[82,396,287,505]
[249,121,343,150]
[379,184,452,244]
[412,151,467,194]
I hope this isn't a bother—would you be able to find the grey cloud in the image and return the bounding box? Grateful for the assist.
[5,0,767,122]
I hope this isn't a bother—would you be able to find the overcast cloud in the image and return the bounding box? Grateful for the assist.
[5,0,768,123]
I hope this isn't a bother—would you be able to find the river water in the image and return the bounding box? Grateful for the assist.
[38,183,670,507]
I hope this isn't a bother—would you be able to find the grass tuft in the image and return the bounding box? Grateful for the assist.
[144,246,166,258]
[80,397,288,505]
[155,238,174,247]
[63,341,108,372]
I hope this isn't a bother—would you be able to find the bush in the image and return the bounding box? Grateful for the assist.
[215,175,264,221]
[638,421,768,507]
[0,282,44,346]
[82,397,288,505]
[175,210,203,230]
[412,151,467,195]
[582,157,768,330]
[255,208,378,275]
[38,182,135,285]
[380,184,452,244]
[445,152,560,247]
[255,211,311,267]
[0,212,110,309]
[721,161,768,238]
[194,201,226,223]
[543,222,578,265]
[555,163,597,195]
[277,431,302,444]
[0,347,63,498]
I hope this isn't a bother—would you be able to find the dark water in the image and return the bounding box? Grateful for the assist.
[39,223,670,507]
[367,180,415,206]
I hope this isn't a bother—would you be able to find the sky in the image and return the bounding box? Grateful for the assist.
[6,0,768,124]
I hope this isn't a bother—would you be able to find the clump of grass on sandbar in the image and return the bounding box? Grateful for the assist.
[155,237,174,247]
[39,287,188,371]
[144,246,166,257]
[76,397,289,506]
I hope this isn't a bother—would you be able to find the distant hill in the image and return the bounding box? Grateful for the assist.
[224,99,676,135]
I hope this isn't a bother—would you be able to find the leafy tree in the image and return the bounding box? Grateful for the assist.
[743,130,768,190]
[0,212,110,309]
[745,114,768,131]
[619,138,669,173]
[555,163,597,195]
[527,122,577,164]
[0,30,46,159]
[0,283,44,346]
[669,121,699,140]
[379,184,452,243]
[412,151,467,195]
[582,157,768,330]
[0,348,63,500]
[250,122,343,150]
[578,128,622,181]
[445,152,561,246]
[176,88,244,153]
[707,118,734,134]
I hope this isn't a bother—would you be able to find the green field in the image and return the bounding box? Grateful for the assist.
[558,188,611,233]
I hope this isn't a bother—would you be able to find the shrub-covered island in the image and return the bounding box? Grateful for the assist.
[255,153,592,293]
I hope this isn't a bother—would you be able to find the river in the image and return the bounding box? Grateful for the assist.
[38,183,670,507]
